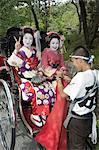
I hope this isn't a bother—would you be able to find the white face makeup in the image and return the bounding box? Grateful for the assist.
[23,33,33,48]
[50,38,60,51]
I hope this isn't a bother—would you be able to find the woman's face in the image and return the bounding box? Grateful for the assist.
[50,38,60,51]
[23,33,33,48]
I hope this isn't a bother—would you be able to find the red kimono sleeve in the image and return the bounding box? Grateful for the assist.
[41,48,49,68]
[35,81,68,150]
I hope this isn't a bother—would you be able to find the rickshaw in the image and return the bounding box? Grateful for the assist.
[0,55,60,150]
[0,30,46,150]
[0,54,62,150]
[0,28,57,150]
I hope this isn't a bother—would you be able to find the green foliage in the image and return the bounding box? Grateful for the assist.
[86,0,96,29]
[96,120,99,150]
[0,1,36,35]
[0,0,17,35]
[0,1,79,35]
[91,38,99,67]
[48,4,79,33]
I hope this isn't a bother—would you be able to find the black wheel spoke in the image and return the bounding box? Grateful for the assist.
[0,124,10,150]
[0,79,16,150]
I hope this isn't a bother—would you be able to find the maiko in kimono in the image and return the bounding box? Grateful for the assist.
[35,32,69,150]
[7,27,56,128]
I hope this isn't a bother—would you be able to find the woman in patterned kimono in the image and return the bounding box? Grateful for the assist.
[7,27,56,128]
[34,32,69,150]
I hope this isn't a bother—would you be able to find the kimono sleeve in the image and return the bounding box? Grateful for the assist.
[7,50,23,67]
[41,48,49,68]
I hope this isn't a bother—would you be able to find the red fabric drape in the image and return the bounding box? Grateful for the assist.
[35,81,68,150]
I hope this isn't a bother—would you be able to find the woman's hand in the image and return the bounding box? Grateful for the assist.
[14,36,21,52]
[56,70,63,78]
[63,75,71,82]
[56,70,71,82]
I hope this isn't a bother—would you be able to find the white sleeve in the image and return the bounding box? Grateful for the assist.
[7,50,23,67]
[93,69,99,86]
[97,70,99,86]
[63,73,84,101]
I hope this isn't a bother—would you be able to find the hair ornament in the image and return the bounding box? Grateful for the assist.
[45,31,60,42]
[88,55,95,64]
[20,26,34,36]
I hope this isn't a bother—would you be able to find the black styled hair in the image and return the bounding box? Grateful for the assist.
[72,46,90,58]
[49,33,60,42]
[46,33,60,48]
[23,27,34,36]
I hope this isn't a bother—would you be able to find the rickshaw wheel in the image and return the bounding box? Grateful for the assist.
[0,79,16,150]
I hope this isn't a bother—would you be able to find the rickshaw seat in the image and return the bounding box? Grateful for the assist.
[12,67,40,135]
[12,67,21,85]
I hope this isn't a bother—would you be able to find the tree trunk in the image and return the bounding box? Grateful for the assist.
[79,0,99,48]
[79,0,89,47]
[44,0,49,32]
[71,0,82,34]
[88,0,99,47]
[18,0,40,30]
[30,5,40,30]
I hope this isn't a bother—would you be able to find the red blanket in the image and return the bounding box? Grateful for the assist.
[35,81,68,150]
